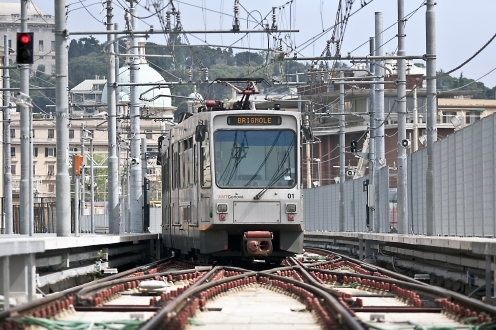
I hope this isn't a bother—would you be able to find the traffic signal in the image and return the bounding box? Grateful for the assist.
[16,32,34,64]
[73,155,83,176]
[350,140,358,153]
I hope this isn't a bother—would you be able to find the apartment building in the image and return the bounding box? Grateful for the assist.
[0,2,56,74]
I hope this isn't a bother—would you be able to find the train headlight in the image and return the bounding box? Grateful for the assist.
[217,203,228,213]
[285,203,297,213]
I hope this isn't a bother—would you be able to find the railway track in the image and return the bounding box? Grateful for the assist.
[1,250,495,329]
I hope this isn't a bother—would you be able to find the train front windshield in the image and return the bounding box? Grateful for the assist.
[214,130,296,188]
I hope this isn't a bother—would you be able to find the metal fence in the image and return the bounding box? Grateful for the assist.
[409,113,496,237]
[0,197,57,234]
[303,165,390,232]
[0,198,162,235]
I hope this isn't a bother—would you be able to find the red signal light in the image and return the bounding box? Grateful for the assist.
[16,32,34,64]
[19,33,31,45]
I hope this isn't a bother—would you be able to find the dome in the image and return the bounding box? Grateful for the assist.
[101,63,173,109]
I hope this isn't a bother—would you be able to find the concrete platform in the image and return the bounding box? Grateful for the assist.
[0,233,161,309]
[305,231,496,289]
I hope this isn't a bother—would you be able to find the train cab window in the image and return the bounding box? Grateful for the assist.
[214,130,296,188]
[201,132,211,188]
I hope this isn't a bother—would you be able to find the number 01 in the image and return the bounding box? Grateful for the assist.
[287,193,294,199]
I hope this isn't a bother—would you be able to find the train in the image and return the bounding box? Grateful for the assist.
[158,79,307,263]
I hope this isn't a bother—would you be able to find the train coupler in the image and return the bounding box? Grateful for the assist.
[243,231,273,257]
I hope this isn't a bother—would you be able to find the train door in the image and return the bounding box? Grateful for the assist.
[198,130,212,223]
[162,148,172,247]
[171,142,180,250]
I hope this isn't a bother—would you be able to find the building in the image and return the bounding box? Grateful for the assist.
[0,2,56,74]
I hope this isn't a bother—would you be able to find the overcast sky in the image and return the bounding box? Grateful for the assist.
[28,0,496,88]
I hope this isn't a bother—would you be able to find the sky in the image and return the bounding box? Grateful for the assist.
[26,0,496,88]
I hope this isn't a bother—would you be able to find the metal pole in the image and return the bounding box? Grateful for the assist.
[368,36,376,231]
[90,138,94,233]
[81,124,85,225]
[397,0,408,235]
[142,138,147,231]
[55,0,71,236]
[413,87,418,152]
[304,111,311,189]
[115,23,124,233]
[425,0,437,236]
[374,12,385,233]
[19,0,30,235]
[339,71,345,232]
[107,0,120,234]
[129,0,143,232]
[3,35,13,235]
[29,100,33,236]
[74,172,79,236]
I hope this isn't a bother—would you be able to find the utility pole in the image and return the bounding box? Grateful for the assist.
[19,0,31,236]
[368,36,376,231]
[81,123,85,220]
[413,87,419,152]
[3,34,13,235]
[425,0,437,236]
[55,0,71,236]
[339,71,345,232]
[374,12,385,233]
[107,0,120,234]
[304,109,311,189]
[128,0,143,232]
[397,0,408,234]
[90,136,95,233]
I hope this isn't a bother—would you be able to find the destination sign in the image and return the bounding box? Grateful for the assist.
[227,115,282,126]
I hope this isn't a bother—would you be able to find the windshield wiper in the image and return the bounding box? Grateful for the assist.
[253,167,290,200]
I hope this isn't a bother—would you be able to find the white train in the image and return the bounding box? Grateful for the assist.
[159,82,305,263]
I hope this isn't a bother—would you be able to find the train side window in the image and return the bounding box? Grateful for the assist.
[201,133,211,188]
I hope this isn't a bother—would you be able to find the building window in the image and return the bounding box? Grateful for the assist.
[51,41,55,51]
[11,164,16,175]
[147,167,156,175]
[39,40,44,52]
[465,111,481,124]
[69,148,78,154]
[69,129,74,139]
[442,111,457,124]
[8,40,11,48]
[34,147,38,157]
[48,183,55,193]
[47,164,55,176]
[39,56,44,60]
[48,129,54,138]
[33,165,36,176]
[45,148,56,157]
[51,65,56,74]
[145,130,153,139]
[31,129,35,138]
[10,129,15,138]
[11,147,15,157]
